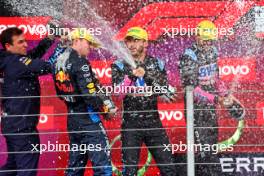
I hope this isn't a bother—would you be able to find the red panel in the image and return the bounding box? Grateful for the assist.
[218,58,256,82]
[115,1,229,40]
[90,60,114,84]
[115,1,263,40]
[37,106,54,130]
[158,102,186,127]
[0,17,51,40]
[256,101,264,125]
[214,1,255,38]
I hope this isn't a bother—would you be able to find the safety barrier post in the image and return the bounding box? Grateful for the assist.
[186,86,195,176]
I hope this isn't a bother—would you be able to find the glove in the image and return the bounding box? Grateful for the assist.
[221,95,245,120]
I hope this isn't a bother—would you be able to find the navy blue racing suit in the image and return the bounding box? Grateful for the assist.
[51,47,112,176]
[0,37,54,176]
[111,56,177,176]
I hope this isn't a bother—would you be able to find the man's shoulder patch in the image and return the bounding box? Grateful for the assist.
[19,57,32,65]
[114,60,124,70]
[212,46,218,56]
[184,48,197,61]
[156,58,165,71]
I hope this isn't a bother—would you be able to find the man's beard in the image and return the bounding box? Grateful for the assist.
[132,47,144,59]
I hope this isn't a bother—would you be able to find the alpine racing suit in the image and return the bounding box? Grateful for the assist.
[0,37,54,176]
[111,56,177,176]
[179,43,227,175]
[51,47,112,176]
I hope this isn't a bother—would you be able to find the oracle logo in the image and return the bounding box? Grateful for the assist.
[219,65,250,76]
[218,58,256,82]
[159,111,183,121]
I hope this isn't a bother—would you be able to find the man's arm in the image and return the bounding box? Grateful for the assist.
[18,56,52,76]
[27,37,54,59]
[0,49,8,70]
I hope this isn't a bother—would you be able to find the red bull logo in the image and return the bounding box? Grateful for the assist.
[55,71,70,83]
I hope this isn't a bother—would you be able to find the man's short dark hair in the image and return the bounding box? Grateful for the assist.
[0,27,23,50]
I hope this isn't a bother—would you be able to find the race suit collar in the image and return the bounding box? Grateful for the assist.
[134,55,153,67]
[70,48,82,59]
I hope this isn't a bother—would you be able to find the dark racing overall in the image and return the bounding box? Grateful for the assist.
[51,45,113,176]
[112,56,177,176]
[179,43,224,175]
[0,37,54,176]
